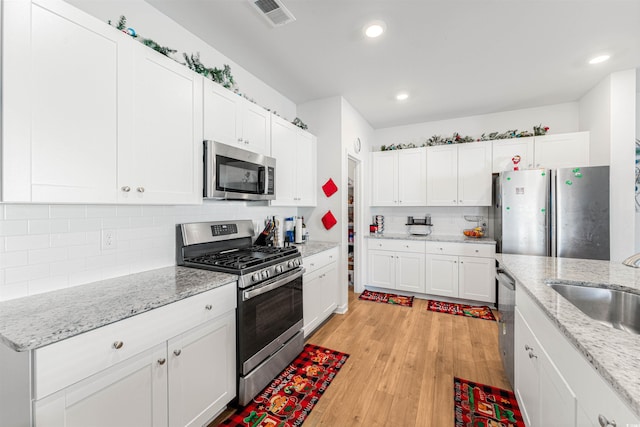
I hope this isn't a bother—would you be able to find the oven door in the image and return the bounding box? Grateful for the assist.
[237,267,303,375]
[204,140,276,200]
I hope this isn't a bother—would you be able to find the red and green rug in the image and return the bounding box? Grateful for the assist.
[358,290,414,307]
[455,377,525,427]
[220,344,349,427]
[427,300,496,321]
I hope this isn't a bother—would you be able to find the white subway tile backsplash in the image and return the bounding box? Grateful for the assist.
[142,206,167,217]
[69,268,102,287]
[0,282,29,301]
[68,244,101,260]
[69,218,102,233]
[50,232,86,248]
[50,205,87,219]
[0,220,29,236]
[5,263,50,284]
[51,259,86,276]
[5,234,50,251]
[28,219,52,235]
[86,205,118,218]
[116,205,143,217]
[0,251,29,269]
[29,275,69,295]
[28,247,69,264]
[102,216,131,229]
[50,219,71,233]
[4,204,50,220]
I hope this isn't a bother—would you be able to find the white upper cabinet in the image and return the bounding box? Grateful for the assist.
[2,0,125,203]
[533,131,590,169]
[492,132,590,172]
[118,43,203,204]
[2,0,202,204]
[427,142,492,206]
[203,80,270,155]
[492,137,535,173]
[270,116,316,206]
[371,148,427,206]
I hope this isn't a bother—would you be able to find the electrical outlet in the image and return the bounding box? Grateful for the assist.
[101,229,117,250]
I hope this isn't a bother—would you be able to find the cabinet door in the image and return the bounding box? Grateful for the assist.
[458,256,495,303]
[34,344,168,427]
[368,250,395,289]
[3,0,125,202]
[538,350,577,427]
[270,117,298,205]
[426,145,458,206]
[492,138,535,172]
[395,252,426,293]
[120,44,203,204]
[303,271,322,336]
[514,308,540,427]
[397,149,427,205]
[295,131,317,206]
[371,151,397,206]
[457,141,492,206]
[425,254,458,297]
[203,79,242,147]
[319,262,339,320]
[241,100,271,155]
[534,132,589,169]
[168,312,236,427]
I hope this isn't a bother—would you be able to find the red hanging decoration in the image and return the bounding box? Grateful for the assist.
[322,178,338,197]
[321,211,337,230]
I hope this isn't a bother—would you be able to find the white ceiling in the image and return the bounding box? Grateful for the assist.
[147,0,640,129]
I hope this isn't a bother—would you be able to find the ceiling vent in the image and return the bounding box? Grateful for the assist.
[249,0,296,27]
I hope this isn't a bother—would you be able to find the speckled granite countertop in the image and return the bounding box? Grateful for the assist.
[0,267,237,352]
[367,233,496,245]
[497,254,640,417]
[295,241,340,258]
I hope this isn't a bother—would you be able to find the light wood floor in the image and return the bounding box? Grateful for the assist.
[212,289,509,426]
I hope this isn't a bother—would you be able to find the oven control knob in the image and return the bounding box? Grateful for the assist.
[252,273,261,282]
[261,271,268,279]
[294,259,300,267]
[275,265,283,274]
[287,261,295,268]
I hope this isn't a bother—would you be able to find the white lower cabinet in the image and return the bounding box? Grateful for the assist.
[367,239,426,293]
[303,248,339,336]
[515,288,639,427]
[24,285,237,427]
[424,242,496,303]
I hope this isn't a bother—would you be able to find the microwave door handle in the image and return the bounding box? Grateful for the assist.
[242,267,305,301]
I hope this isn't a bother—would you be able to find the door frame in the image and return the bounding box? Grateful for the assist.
[347,154,365,294]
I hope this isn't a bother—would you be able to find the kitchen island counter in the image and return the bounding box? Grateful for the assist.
[497,253,640,418]
[0,267,237,352]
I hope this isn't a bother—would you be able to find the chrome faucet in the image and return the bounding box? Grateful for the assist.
[622,252,640,268]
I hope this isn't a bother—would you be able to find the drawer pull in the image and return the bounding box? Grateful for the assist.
[205,304,213,310]
[528,351,537,359]
[157,358,166,366]
[329,255,333,259]
[112,341,124,350]
[475,249,479,253]
[136,186,145,193]
[524,344,533,351]
[173,349,182,357]
[310,263,315,267]
[121,186,131,193]
[598,414,617,427]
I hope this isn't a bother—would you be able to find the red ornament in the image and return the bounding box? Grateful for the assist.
[512,155,521,171]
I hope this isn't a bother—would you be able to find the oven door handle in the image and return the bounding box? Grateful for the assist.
[242,267,305,301]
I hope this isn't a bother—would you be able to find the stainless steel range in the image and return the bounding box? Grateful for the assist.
[176,220,304,405]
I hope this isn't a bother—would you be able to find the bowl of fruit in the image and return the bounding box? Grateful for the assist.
[463,227,485,238]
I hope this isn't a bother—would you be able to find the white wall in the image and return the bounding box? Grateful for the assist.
[578,69,637,262]
[0,203,297,301]
[374,102,579,150]
[66,0,296,121]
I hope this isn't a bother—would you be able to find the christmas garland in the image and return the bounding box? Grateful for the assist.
[108,15,308,131]
[381,124,549,151]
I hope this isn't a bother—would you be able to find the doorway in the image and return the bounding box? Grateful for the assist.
[347,156,364,294]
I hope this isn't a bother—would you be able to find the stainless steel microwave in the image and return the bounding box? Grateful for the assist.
[204,141,276,200]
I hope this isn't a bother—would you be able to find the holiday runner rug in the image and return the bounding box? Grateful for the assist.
[427,299,496,321]
[454,377,525,427]
[220,344,349,427]
[358,289,414,307]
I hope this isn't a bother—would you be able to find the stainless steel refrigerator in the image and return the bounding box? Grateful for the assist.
[492,166,610,260]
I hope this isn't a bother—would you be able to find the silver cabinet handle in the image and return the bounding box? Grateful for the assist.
[475,249,479,252]
[121,186,131,192]
[237,138,243,143]
[459,200,462,203]
[136,187,145,193]
[113,341,124,350]
[245,140,250,144]
[205,304,212,310]
[528,351,537,359]
[598,414,617,427]
[157,358,166,366]
[525,344,533,351]
[453,200,456,203]
[173,349,182,356]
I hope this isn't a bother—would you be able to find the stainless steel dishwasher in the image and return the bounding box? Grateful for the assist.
[496,262,516,388]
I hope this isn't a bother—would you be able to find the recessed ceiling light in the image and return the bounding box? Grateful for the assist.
[396,92,409,101]
[364,21,386,38]
[588,54,610,65]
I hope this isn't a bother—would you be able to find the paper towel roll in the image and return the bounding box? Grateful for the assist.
[295,218,303,243]
[274,216,284,247]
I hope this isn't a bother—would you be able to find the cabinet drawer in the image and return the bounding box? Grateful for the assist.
[425,242,495,257]
[303,247,338,274]
[34,283,236,399]
[369,239,425,253]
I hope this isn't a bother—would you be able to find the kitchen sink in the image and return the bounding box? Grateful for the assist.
[546,282,640,335]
